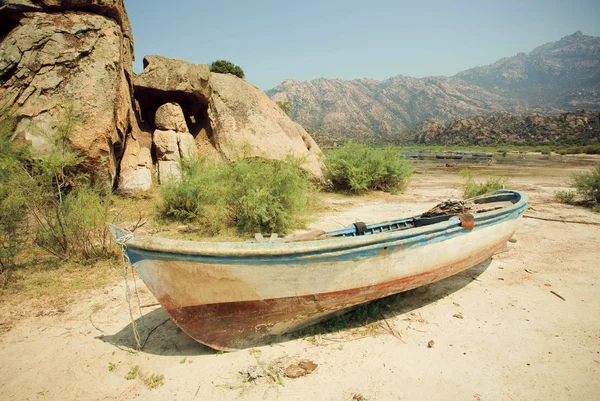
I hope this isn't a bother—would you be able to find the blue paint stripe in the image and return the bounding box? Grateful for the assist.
[127,199,527,267]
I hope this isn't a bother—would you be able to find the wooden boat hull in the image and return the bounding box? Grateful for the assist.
[118,191,527,351]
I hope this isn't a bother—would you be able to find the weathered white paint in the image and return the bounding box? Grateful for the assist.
[133,218,519,310]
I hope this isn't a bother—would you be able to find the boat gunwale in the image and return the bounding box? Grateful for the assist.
[124,190,528,257]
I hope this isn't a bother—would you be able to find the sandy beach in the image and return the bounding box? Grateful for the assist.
[1,158,599,401]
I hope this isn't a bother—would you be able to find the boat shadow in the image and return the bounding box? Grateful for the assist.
[101,257,492,355]
[99,308,216,356]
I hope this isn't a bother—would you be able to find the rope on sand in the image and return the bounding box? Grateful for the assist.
[523,214,600,226]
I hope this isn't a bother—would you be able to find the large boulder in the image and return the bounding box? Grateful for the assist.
[178,132,198,161]
[118,127,153,192]
[0,1,137,189]
[155,102,188,132]
[133,56,211,124]
[209,73,324,177]
[154,130,180,161]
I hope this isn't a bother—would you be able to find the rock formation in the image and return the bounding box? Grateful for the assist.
[209,73,323,177]
[0,0,138,189]
[117,127,153,192]
[1,4,324,192]
[133,57,324,180]
[152,102,198,183]
[412,110,600,146]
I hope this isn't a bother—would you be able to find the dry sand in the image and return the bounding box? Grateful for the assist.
[1,160,599,401]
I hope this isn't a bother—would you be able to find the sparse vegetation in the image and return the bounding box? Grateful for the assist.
[0,112,117,288]
[0,117,28,286]
[125,365,139,380]
[325,143,413,194]
[555,190,576,205]
[158,157,315,234]
[143,373,165,389]
[276,101,292,115]
[460,169,506,198]
[573,166,600,210]
[108,362,116,372]
[209,60,245,79]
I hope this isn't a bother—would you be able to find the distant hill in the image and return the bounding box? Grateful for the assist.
[266,32,600,146]
[411,110,600,146]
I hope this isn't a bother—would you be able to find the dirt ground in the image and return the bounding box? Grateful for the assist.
[1,158,599,401]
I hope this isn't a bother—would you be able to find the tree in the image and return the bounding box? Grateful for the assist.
[209,60,245,79]
[276,101,292,115]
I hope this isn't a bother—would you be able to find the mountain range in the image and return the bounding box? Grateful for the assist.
[266,31,600,145]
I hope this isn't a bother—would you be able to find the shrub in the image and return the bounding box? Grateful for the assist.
[583,144,600,155]
[1,110,117,265]
[572,166,600,205]
[554,190,576,205]
[158,157,314,234]
[325,143,413,194]
[0,117,28,285]
[460,169,506,198]
[209,60,245,79]
[34,184,116,261]
[276,101,292,115]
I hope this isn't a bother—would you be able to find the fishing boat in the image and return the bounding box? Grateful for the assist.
[109,190,527,351]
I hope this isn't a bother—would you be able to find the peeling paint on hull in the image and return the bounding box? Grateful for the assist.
[167,235,510,351]
[117,190,528,351]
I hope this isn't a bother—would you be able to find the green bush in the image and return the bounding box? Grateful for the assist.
[325,143,413,194]
[34,184,116,261]
[276,101,292,115]
[0,117,28,284]
[554,190,576,205]
[573,166,600,205]
[583,144,600,155]
[209,60,245,79]
[460,169,506,198]
[0,111,117,268]
[158,157,314,234]
[158,159,229,233]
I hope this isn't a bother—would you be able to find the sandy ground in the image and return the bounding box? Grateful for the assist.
[1,160,600,401]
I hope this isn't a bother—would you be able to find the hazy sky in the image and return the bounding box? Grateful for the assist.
[125,0,600,90]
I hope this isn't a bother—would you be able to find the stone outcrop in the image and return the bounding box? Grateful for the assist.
[2,2,326,191]
[413,110,600,146]
[132,57,324,180]
[0,0,138,189]
[117,126,153,192]
[151,102,198,183]
[209,73,323,177]
[134,56,211,125]
[154,129,180,183]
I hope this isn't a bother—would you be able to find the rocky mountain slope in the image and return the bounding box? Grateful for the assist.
[455,32,600,111]
[411,110,600,146]
[267,32,600,145]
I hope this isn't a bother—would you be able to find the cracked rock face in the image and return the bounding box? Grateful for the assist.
[0,4,137,189]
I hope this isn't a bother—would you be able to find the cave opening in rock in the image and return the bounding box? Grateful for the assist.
[134,88,214,146]
[0,14,20,44]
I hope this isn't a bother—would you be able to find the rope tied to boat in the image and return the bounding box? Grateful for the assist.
[115,233,143,351]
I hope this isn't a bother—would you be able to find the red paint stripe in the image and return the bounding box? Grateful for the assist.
[164,233,513,350]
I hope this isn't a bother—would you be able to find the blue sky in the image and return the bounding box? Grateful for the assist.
[125,0,600,90]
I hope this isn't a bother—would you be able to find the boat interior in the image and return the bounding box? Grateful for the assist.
[323,192,519,239]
